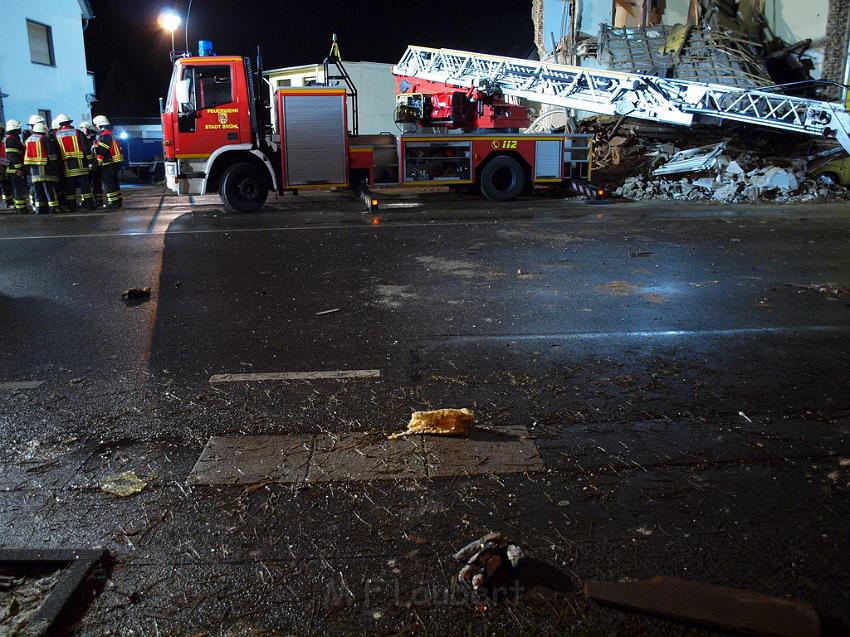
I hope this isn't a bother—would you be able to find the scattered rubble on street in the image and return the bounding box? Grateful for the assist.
[0,568,64,636]
[454,531,523,593]
[388,407,474,439]
[120,287,151,304]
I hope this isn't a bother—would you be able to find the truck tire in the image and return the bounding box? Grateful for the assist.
[479,155,525,201]
[220,162,269,213]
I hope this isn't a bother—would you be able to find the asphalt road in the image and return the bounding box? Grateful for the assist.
[0,186,848,635]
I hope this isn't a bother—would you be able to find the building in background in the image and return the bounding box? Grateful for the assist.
[264,62,397,135]
[0,0,95,125]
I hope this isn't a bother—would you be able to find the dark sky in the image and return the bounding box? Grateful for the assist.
[86,0,533,115]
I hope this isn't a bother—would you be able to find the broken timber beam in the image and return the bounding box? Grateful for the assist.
[584,576,821,637]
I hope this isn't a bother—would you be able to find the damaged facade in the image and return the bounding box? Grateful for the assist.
[530,0,850,201]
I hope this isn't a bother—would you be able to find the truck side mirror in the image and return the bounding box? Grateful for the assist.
[176,79,193,114]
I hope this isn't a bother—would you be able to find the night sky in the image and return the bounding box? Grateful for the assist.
[85,0,533,115]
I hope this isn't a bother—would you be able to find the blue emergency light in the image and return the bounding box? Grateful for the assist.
[198,40,215,56]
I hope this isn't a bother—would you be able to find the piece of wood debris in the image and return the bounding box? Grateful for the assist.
[584,576,820,637]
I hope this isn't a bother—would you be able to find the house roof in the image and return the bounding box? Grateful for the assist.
[78,0,95,19]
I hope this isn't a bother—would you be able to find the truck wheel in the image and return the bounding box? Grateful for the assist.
[480,156,525,201]
[220,162,269,213]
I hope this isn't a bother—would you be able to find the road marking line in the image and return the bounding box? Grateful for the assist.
[434,325,850,342]
[209,369,381,383]
[0,381,44,390]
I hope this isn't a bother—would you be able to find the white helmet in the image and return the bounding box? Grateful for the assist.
[5,119,21,132]
[51,117,63,130]
[55,113,72,126]
[79,121,93,131]
[92,115,111,128]
[28,114,46,126]
[32,122,48,134]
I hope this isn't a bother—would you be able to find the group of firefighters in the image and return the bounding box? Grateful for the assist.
[0,113,124,214]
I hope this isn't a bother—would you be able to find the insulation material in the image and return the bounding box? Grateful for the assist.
[388,408,475,439]
[597,24,773,87]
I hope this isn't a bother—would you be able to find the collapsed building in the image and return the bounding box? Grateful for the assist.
[530,0,850,201]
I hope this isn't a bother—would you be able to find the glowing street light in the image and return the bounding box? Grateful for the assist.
[157,9,182,55]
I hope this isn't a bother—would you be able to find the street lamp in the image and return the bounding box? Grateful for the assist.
[157,9,182,56]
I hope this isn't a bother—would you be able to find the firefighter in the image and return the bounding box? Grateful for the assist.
[48,116,68,211]
[24,121,59,214]
[3,120,29,213]
[92,115,123,209]
[79,122,103,207]
[54,114,95,210]
[0,124,11,208]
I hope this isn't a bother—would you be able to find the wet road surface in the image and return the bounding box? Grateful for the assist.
[1,187,848,635]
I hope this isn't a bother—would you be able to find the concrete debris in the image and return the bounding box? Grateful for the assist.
[388,408,474,439]
[584,576,821,637]
[454,531,523,592]
[615,144,850,203]
[653,142,727,176]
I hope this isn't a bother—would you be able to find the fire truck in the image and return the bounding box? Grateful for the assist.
[160,40,597,212]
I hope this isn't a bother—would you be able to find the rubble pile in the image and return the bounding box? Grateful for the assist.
[615,150,850,203]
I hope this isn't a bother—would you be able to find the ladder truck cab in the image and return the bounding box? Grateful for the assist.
[161,41,598,212]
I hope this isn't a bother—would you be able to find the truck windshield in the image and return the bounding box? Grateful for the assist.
[183,65,233,111]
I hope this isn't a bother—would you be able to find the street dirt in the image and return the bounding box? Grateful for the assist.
[0,186,848,635]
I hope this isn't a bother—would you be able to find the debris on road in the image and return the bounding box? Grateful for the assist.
[388,408,474,439]
[784,283,850,299]
[652,142,727,177]
[120,287,151,304]
[584,576,821,637]
[315,307,341,316]
[100,471,153,497]
[454,531,523,592]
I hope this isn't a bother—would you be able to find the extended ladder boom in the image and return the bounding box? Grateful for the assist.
[394,46,850,153]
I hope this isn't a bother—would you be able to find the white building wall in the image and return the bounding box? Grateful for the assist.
[0,0,92,125]
[266,62,397,135]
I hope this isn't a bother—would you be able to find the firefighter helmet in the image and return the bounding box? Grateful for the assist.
[27,114,46,126]
[5,119,21,132]
[55,113,73,126]
[79,121,93,131]
[92,115,111,128]
[32,122,48,134]
[50,117,62,130]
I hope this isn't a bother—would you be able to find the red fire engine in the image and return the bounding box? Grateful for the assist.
[161,40,598,212]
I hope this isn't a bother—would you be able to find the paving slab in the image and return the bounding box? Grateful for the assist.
[423,426,544,477]
[306,432,425,482]
[186,434,313,485]
[187,427,544,485]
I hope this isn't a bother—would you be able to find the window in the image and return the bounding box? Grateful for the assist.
[303,76,318,86]
[277,79,292,88]
[183,65,233,111]
[27,20,55,66]
[38,109,51,125]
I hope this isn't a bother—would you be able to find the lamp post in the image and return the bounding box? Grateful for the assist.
[157,9,182,57]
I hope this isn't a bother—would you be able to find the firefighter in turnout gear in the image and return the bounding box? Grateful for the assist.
[3,120,29,213]
[55,114,95,210]
[92,115,123,208]
[0,124,11,208]
[24,122,59,214]
[79,122,103,207]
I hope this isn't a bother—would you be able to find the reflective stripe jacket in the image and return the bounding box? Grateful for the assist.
[24,133,50,166]
[56,125,92,176]
[3,133,24,174]
[95,128,123,165]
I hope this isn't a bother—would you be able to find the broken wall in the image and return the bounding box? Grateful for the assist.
[821,0,850,91]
